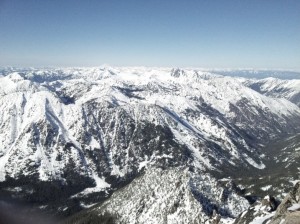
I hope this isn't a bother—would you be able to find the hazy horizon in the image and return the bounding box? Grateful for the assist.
[1,65,300,80]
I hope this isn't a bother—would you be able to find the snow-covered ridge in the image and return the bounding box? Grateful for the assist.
[1,67,300,182]
[0,67,300,187]
[242,77,300,107]
[2,67,297,115]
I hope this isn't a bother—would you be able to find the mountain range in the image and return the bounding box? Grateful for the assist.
[0,67,299,223]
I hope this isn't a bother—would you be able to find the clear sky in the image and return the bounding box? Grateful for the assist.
[0,0,299,69]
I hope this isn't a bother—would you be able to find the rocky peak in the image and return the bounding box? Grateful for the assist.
[271,181,300,224]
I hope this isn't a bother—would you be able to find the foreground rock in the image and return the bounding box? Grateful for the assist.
[271,182,300,224]
[234,181,300,224]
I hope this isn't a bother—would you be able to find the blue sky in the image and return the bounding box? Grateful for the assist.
[0,0,299,69]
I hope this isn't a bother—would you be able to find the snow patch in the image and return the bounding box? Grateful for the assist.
[288,203,300,211]
[245,156,265,169]
[261,185,272,191]
[72,173,110,197]
[249,212,274,224]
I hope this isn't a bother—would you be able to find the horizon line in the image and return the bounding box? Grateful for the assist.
[1,65,300,73]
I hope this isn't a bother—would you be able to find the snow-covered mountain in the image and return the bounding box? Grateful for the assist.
[243,77,300,107]
[211,69,300,80]
[0,67,300,222]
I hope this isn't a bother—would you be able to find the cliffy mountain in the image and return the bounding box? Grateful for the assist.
[0,67,300,223]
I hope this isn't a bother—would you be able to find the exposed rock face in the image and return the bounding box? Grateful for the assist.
[233,196,277,224]
[271,182,300,224]
[234,182,300,224]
